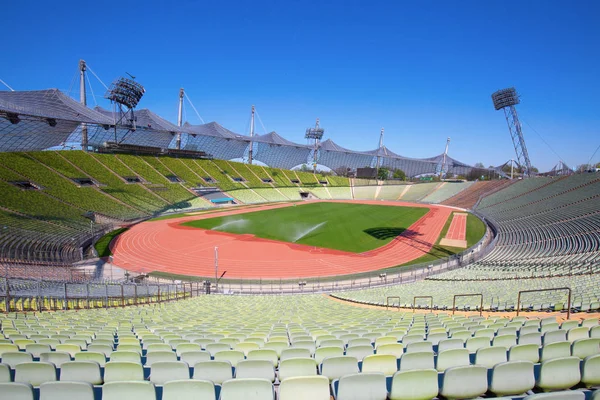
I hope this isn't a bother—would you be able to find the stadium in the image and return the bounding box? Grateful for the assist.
[0,60,599,400]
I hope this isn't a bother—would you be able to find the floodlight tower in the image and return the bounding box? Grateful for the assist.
[376,128,384,169]
[305,118,324,173]
[491,87,533,177]
[79,60,88,151]
[248,105,255,164]
[439,137,450,179]
[104,75,145,143]
[176,88,184,149]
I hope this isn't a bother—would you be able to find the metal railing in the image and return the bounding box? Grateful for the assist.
[517,287,572,319]
[0,279,209,313]
[452,293,484,316]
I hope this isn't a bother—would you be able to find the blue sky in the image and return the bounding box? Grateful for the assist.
[1,0,598,170]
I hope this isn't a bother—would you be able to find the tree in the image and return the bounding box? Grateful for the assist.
[333,166,350,177]
[300,164,311,172]
[474,162,485,169]
[392,169,406,180]
[377,167,389,181]
[576,164,591,173]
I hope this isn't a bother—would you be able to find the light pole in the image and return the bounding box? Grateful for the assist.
[214,247,218,294]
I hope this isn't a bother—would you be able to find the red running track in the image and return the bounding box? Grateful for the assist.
[445,213,467,241]
[110,200,456,279]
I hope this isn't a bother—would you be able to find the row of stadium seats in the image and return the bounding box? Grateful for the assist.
[0,295,598,400]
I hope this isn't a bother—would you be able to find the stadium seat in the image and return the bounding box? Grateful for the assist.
[474,346,507,368]
[102,381,156,400]
[436,348,470,371]
[536,357,581,391]
[319,356,359,381]
[14,362,56,387]
[220,378,274,400]
[279,376,330,400]
[523,391,585,400]
[192,360,233,384]
[439,365,488,399]
[580,354,600,388]
[0,352,32,368]
[541,341,572,362]
[59,361,102,385]
[361,354,397,375]
[389,369,438,400]
[509,344,540,363]
[146,350,177,366]
[235,360,276,382]
[571,338,600,359]
[74,351,106,367]
[334,372,387,400]
[280,348,312,361]
[39,381,94,400]
[149,361,190,385]
[314,346,343,365]
[278,357,317,381]
[0,382,34,400]
[103,361,144,382]
[162,379,216,400]
[488,360,535,396]
[0,363,10,382]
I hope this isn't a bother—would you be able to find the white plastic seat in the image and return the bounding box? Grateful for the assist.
[488,360,535,396]
[0,363,10,383]
[235,359,276,382]
[436,348,469,372]
[319,356,358,381]
[335,372,387,400]
[39,381,94,400]
[192,360,233,384]
[145,350,177,366]
[109,350,141,363]
[0,382,34,400]
[399,351,434,371]
[509,344,540,363]
[541,341,571,362]
[103,361,144,382]
[580,354,600,388]
[571,338,600,359]
[220,378,274,400]
[59,361,102,385]
[438,338,464,353]
[149,361,190,385]
[0,352,32,368]
[439,365,488,400]
[345,345,374,361]
[475,346,507,368]
[102,381,156,400]
[278,357,317,381]
[361,354,397,375]
[536,356,581,391]
[523,391,585,400]
[375,343,403,358]
[162,379,216,400]
[14,362,56,387]
[389,369,438,400]
[280,348,311,361]
[279,376,330,400]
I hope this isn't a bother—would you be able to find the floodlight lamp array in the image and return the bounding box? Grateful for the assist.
[305,127,324,140]
[492,87,520,110]
[105,77,145,109]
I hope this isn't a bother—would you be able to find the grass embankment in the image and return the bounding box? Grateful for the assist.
[397,212,486,267]
[182,202,428,253]
[94,228,128,257]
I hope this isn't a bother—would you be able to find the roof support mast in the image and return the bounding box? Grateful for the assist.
[176,88,184,150]
[248,105,255,164]
[79,60,88,151]
[440,137,450,179]
[376,128,384,169]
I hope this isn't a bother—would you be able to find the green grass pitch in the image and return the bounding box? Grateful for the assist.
[181,202,429,253]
